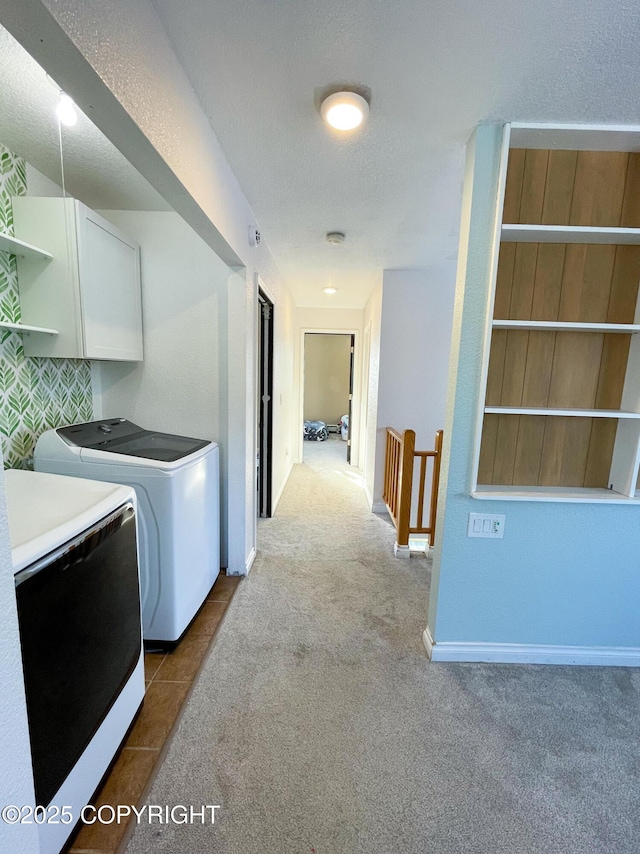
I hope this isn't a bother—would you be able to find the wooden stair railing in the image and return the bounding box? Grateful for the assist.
[382,428,443,558]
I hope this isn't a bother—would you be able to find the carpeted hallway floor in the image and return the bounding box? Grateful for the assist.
[125,439,640,854]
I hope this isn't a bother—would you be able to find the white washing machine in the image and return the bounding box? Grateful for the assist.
[5,469,144,854]
[35,418,220,643]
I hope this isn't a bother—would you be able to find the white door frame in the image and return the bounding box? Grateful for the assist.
[298,327,361,467]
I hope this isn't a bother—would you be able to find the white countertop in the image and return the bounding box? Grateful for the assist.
[4,469,135,572]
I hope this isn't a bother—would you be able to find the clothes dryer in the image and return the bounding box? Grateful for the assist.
[5,469,144,854]
[35,418,220,643]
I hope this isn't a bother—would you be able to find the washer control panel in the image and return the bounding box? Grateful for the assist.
[57,419,139,448]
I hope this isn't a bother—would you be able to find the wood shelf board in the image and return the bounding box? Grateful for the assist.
[0,232,52,261]
[501,225,640,244]
[472,485,640,503]
[492,320,640,333]
[484,406,640,419]
[508,125,640,153]
[0,321,58,335]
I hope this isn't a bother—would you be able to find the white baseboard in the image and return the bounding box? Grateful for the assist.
[422,631,640,667]
[362,482,388,515]
[245,546,256,574]
[362,482,374,510]
[422,627,435,659]
[272,459,294,514]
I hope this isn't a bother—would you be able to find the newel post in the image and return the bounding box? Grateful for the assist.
[394,429,415,558]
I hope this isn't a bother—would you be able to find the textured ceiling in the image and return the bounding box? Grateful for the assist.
[0,25,171,212]
[149,0,640,307]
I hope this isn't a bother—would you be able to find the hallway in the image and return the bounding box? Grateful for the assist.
[125,453,640,854]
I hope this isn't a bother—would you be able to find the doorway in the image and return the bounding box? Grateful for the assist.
[258,289,274,518]
[303,333,355,464]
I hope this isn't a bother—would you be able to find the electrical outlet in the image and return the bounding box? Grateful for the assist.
[467,513,505,539]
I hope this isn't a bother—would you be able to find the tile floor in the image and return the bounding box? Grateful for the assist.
[67,571,240,854]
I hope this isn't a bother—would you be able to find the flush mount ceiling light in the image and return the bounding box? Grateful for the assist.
[320,91,369,131]
[56,92,77,127]
[326,231,346,245]
[323,287,338,295]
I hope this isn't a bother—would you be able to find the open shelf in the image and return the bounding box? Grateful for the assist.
[472,485,640,504]
[492,320,640,334]
[0,232,52,261]
[485,406,640,419]
[501,224,640,244]
[0,321,58,336]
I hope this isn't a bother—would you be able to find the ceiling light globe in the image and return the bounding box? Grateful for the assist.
[323,287,337,295]
[321,92,369,131]
[56,93,77,127]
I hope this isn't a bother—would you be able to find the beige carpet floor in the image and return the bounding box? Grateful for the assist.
[125,443,640,854]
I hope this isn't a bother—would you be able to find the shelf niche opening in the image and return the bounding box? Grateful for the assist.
[473,137,640,502]
[478,413,623,491]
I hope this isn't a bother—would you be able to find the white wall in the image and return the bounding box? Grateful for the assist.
[372,269,456,510]
[303,334,352,424]
[0,465,39,854]
[294,307,363,466]
[25,164,63,197]
[95,211,234,568]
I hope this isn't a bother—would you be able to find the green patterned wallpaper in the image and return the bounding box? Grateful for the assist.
[0,144,93,469]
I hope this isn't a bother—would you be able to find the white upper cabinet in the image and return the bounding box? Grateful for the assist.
[12,197,143,361]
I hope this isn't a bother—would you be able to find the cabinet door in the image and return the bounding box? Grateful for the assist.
[76,205,143,361]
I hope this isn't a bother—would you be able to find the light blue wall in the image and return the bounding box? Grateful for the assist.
[428,124,640,650]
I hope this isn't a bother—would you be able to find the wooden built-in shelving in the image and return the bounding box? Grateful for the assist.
[474,134,640,500]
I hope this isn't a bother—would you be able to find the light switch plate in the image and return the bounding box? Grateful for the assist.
[467,513,505,538]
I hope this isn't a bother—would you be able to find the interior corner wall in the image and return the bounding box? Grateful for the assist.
[372,269,456,507]
[268,286,297,514]
[227,268,250,573]
[428,123,640,653]
[0,465,39,854]
[362,285,382,507]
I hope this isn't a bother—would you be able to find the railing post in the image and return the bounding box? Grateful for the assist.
[382,429,392,505]
[428,430,443,549]
[394,429,415,558]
